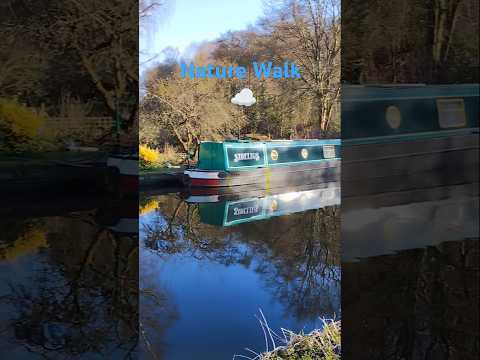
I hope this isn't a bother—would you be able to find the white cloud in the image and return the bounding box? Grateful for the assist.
[231,88,256,106]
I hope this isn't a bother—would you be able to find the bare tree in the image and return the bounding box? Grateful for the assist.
[271,0,341,134]
[432,0,462,71]
[49,0,139,128]
[141,63,245,156]
[0,33,45,97]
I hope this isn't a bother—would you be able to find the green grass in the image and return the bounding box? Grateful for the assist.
[261,320,341,360]
[234,311,340,360]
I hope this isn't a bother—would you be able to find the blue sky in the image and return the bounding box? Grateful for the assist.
[141,0,265,70]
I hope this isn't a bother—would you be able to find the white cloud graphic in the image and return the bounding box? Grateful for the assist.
[231,88,256,106]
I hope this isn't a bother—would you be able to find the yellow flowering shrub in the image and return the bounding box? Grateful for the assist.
[139,144,160,168]
[140,144,184,169]
[0,98,45,137]
[140,144,160,163]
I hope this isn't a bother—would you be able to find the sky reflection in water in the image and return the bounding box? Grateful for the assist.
[140,185,341,360]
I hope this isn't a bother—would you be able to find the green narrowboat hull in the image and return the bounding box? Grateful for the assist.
[342,84,479,140]
[185,139,341,187]
[0,151,109,196]
[343,130,478,192]
[341,84,479,187]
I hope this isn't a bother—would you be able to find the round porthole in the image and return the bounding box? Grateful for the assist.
[269,199,278,212]
[301,148,309,159]
[270,149,279,161]
[386,106,402,129]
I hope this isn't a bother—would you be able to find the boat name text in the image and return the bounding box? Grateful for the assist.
[233,206,260,216]
[233,152,261,162]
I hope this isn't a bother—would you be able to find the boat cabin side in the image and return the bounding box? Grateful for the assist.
[196,139,341,172]
[342,84,479,142]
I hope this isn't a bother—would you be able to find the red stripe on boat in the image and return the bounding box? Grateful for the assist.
[119,175,139,193]
[190,188,220,195]
[190,178,221,187]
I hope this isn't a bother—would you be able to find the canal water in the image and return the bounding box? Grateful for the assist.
[341,178,479,360]
[2,177,476,359]
[0,184,341,360]
[140,184,341,359]
[0,195,139,360]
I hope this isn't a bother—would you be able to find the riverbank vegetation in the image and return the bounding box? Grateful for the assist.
[140,0,341,165]
[257,319,340,360]
[1,1,140,153]
[0,99,49,153]
[139,143,184,170]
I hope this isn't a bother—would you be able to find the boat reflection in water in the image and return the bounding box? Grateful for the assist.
[140,182,341,360]
[342,177,479,360]
[184,182,340,227]
[0,195,139,360]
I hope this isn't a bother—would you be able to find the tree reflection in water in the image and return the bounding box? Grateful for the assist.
[140,236,178,360]
[0,212,139,359]
[141,193,341,323]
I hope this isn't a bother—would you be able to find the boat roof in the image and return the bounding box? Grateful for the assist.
[201,139,340,145]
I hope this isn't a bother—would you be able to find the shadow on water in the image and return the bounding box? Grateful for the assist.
[140,183,341,360]
[0,195,139,360]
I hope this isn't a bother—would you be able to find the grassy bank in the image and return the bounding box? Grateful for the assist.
[262,321,340,360]
[237,319,340,360]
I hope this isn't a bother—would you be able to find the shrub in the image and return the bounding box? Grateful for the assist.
[140,144,184,170]
[0,98,44,138]
[0,98,53,153]
[139,144,160,168]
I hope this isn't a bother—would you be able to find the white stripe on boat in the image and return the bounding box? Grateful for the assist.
[184,170,221,179]
[185,195,220,203]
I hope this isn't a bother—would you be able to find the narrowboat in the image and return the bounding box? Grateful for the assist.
[342,84,479,196]
[184,139,341,188]
[184,182,340,227]
[342,83,479,259]
[106,152,138,195]
[0,151,108,196]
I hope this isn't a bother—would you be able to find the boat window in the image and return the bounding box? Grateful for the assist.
[385,106,402,129]
[270,149,279,161]
[322,145,336,159]
[436,98,466,128]
[300,148,309,159]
